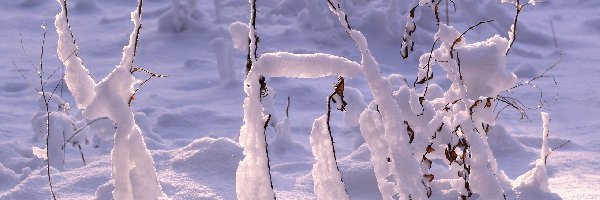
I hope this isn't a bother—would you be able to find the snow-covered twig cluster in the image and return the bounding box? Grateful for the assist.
[23,0,563,199]
[52,0,167,199]
[235,0,560,199]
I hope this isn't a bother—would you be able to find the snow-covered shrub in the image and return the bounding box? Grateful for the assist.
[235,0,560,199]
[31,93,89,170]
[54,0,167,199]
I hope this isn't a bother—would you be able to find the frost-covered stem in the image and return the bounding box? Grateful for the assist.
[263,114,275,193]
[56,0,96,109]
[122,0,143,72]
[401,5,417,59]
[309,85,350,199]
[245,0,258,75]
[236,0,276,198]
[507,0,527,56]
[359,110,394,199]
[541,112,551,164]
[316,77,348,196]
[237,52,360,199]
[38,29,58,200]
[326,1,426,199]
[56,0,165,199]
[237,71,276,200]
[433,0,442,25]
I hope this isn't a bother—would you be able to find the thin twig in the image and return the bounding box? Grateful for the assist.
[450,20,495,59]
[128,0,144,70]
[63,117,111,148]
[128,67,169,106]
[263,114,276,199]
[506,0,529,55]
[324,77,349,197]
[20,33,38,72]
[38,26,58,200]
[78,144,86,166]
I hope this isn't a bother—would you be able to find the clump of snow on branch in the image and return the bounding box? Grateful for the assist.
[457,35,517,99]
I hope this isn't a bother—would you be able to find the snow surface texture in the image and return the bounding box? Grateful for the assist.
[0,0,598,200]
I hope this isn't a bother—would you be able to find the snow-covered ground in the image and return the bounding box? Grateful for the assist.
[0,0,598,199]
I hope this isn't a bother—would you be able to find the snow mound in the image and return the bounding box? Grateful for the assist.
[170,137,242,199]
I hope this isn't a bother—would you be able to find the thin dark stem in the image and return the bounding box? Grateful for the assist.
[450,20,494,59]
[508,51,562,91]
[324,77,349,197]
[129,0,144,70]
[263,114,276,200]
[20,33,38,72]
[507,0,528,55]
[63,117,111,148]
[39,27,57,200]
[285,96,291,118]
[78,144,86,166]
[128,67,170,106]
[245,0,258,75]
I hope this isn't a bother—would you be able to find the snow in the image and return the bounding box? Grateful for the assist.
[309,115,350,200]
[1,0,599,200]
[457,35,517,99]
[228,21,248,50]
[359,110,394,199]
[255,52,361,79]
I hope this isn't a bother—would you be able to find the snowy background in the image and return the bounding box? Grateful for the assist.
[0,0,598,199]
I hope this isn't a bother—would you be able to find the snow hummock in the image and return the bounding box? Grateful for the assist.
[512,112,557,199]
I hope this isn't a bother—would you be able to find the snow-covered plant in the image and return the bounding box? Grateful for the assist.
[234,0,561,199]
[18,25,111,200]
[234,2,364,199]
[25,27,61,200]
[54,0,167,199]
[31,92,91,170]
